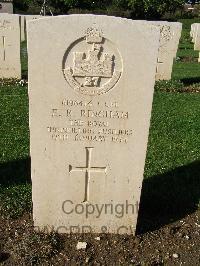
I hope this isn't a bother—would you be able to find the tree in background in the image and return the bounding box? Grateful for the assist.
[13,0,185,18]
[14,0,31,11]
[118,0,185,18]
[48,0,112,11]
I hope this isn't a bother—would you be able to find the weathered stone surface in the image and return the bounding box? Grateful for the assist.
[19,15,49,41]
[0,13,21,78]
[0,1,13,14]
[193,24,200,51]
[151,21,182,80]
[24,15,42,40]
[28,15,160,235]
[191,23,199,44]
[190,23,200,62]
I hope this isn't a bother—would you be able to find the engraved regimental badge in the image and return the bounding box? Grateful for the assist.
[63,27,122,96]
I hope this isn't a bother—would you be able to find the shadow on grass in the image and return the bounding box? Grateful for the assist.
[0,158,199,234]
[137,160,200,234]
[0,158,31,187]
[21,40,28,80]
[180,77,200,85]
[22,70,28,80]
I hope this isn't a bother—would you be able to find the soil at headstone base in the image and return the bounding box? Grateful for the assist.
[0,210,199,265]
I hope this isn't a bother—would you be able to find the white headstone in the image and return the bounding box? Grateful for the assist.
[151,21,182,80]
[190,23,199,43]
[193,24,200,51]
[0,14,21,79]
[194,26,200,63]
[190,23,200,62]
[28,15,160,235]
[0,1,13,14]
[24,15,42,40]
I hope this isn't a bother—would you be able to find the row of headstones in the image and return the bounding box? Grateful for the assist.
[0,13,41,79]
[190,23,200,62]
[27,15,183,235]
[0,13,182,82]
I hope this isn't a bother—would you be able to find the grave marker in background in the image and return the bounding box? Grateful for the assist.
[193,24,200,51]
[28,15,160,235]
[190,23,200,62]
[0,13,21,78]
[191,23,199,45]
[0,0,13,14]
[152,21,182,80]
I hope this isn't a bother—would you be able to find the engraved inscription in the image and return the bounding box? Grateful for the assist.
[160,25,172,47]
[63,27,123,96]
[157,25,173,66]
[47,99,134,144]
[69,147,107,202]
[0,20,12,30]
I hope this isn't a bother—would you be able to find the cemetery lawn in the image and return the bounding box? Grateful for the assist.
[0,19,200,265]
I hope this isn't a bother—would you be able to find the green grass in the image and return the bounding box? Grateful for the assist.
[21,41,28,78]
[172,18,200,82]
[145,91,200,177]
[142,17,200,230]
[0,86,29,163]
[0,86,31,218]
[0,19,199,232]
[139,92,200,232]
[172,61,200,81]
[176,48,198,59]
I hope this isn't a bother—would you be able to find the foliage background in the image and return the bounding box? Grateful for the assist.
[13,0,185,19]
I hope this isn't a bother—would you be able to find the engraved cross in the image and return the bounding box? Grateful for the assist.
[69,147,107,202]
